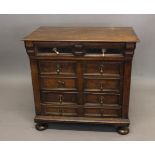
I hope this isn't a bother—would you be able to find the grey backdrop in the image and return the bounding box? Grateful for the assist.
[0,15,155,140]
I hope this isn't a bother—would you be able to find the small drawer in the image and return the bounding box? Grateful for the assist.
[41,92,78,104]
[40,77,77,90]
[84,93,120,105]
[84,78,120,92]
[34,42,73,55]
[84,107,121,118]
[42,105,78,116]
[39,61,76,75]
[84,62,121,76]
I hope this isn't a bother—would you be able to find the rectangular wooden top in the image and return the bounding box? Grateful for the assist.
[23,27,139,42]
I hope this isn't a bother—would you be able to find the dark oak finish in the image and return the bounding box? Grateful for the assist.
[84,92,120,105]
[40,77,77,90]
[24,27,139,134]
[39,61,76,75]
[84,61,121,76]
[41,92,78,104]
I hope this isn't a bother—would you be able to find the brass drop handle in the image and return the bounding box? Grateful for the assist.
[53,48,59,55]
[58,95,63,115]
[56,64,61,74]
[59,108,63,115]
[59,95,63,116]
[57,80,65,88]
[100,96,104,117]
[58,95,63,104]
[100,82,104,90]
[100,109,103,117]
[99,64,104,74]
[100,96,104,105]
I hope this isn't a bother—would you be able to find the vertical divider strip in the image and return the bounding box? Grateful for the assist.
[30,59,42,115]
[76,60,84,116]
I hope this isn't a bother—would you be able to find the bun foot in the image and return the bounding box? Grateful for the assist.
[35,123,48,131]
[117,126,129,135]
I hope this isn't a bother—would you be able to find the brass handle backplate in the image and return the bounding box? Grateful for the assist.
[59,108,63,116]
[100,96,104,105]
[56,64,61,74]
[58,94,63,115]
[100,108,104,117]
[58,94,63,104]
[57,80,65,88]
[99,64,104,74]
[100,82,104,90]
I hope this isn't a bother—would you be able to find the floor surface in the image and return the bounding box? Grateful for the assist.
[0,75,155,140]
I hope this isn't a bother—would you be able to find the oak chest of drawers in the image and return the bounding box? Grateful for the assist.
[23,27,139,134]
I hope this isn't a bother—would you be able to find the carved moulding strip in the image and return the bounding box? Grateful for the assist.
[25,41,35,56]
[124,42,136,60]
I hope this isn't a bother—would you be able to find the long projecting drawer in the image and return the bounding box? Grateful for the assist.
[84,92,121,105]
[41,92,78,104]
[39,61,76,75]
[40,77,77,91]
[84,106,121,118]
[84,77,121,92]
[42,104,79,116]
[84,61,123,76]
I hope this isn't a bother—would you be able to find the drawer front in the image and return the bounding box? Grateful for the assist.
[36,46,72,55]
[40,77,77,90]
[41,92,78,104]
[84,107,121,118]
[39,61,76,75]
[84,78,120,91]
[42,105,78,116]
[84,93,120,105]
[34,42,125,56]
[84,62,121,76]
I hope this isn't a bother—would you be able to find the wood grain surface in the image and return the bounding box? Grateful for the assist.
[23,27,139,42]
